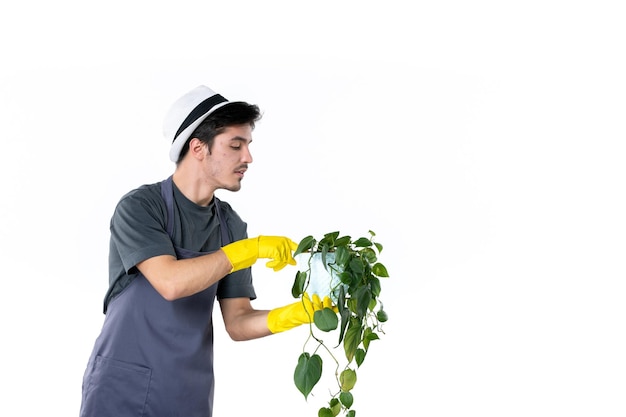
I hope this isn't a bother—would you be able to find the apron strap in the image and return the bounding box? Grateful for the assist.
[161,176,176,238]
[213,196,231,245]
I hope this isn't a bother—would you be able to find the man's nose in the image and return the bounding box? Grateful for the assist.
[242,146,253,163]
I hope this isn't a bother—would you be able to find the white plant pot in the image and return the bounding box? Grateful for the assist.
[296,252,347,303]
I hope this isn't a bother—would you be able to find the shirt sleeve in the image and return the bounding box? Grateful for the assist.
[111,187,176,275]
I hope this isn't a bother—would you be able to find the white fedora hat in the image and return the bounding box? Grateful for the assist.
[163,85,232,162]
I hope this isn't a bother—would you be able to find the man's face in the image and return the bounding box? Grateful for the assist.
[204,124,253,192]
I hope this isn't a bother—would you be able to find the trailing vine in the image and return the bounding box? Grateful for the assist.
[291,230,390,417]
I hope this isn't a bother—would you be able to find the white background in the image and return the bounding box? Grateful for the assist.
[1,1,625,416]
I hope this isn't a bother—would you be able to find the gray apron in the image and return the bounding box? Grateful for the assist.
[80,176,230,417]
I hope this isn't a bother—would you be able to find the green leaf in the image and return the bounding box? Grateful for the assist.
[340,368,357,391]
[344,320,362,362]
[335,245,350,266]
[335,235,352,246]
[294,236,316,256]
[366,332,380,342]
[337,308,351,346]
[372,262,389,278]
[318,407,333,417]
[329,398,341,416]
[292,271,307,298]
[339,391,354,408]
[369,277,381,297]
[355,286,372,318]
[353,237,372,247]
[321,248,330,272]
[377,309,388,322]
[324,230,341,240]
[338,271,354,286]
[314,308,339,332]
[363,329,379,351]
[361,247,377,263]
[320,231,340,247]
[294,353,322,399]
[347,410,356,417]
[347,298,358,316]
[349,257,365,275]
[337,285,346,312]
[355,348,366,367]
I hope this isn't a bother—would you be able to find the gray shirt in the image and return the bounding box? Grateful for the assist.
[103,179,256,313]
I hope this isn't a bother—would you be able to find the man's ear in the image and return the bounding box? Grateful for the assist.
[188,138,208,160]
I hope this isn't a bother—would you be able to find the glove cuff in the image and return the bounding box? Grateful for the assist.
[221,237,259,272]
[267,301,311,334]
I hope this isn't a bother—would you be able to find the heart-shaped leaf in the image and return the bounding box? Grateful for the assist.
[294,353,322,399]
[340,368,357,391]
[339,391,354,409]
[314,308,339,332]
[292,271,308,298]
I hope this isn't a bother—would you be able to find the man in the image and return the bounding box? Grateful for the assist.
[79,85,331,417]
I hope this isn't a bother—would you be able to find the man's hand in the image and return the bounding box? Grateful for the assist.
[221,236,297,273]
[267,293,337,334]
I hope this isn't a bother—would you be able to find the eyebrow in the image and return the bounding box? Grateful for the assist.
[230,136,252,144]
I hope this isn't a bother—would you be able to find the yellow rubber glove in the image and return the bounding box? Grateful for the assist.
[221,236,297,273]
[267,293,337,334]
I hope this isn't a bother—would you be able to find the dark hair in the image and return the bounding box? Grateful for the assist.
[177,101,262,163]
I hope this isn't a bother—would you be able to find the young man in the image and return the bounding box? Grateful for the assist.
[79,85,331,417]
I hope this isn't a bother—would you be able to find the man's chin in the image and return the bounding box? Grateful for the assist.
[225,183,242,192]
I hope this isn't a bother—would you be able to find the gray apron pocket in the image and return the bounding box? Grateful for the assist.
[81,355,152,417]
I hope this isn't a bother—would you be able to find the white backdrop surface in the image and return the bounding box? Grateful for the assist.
[1,1,624,416]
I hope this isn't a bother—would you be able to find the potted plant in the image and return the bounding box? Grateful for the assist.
[290,230,390,417]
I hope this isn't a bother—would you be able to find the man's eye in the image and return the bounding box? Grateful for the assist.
[231,145,241,150]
